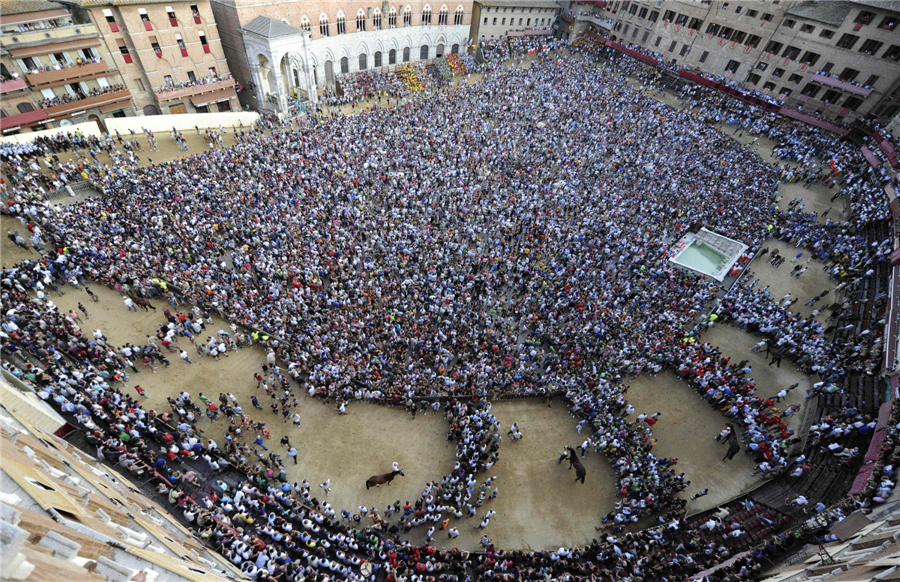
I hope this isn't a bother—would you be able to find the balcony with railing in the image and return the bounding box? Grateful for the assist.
[0,78,28,95]
[576,12,614,30]
[153,76,235,102]
[25,61,111,89]
[809,73,872,97]
[43,87,131,117]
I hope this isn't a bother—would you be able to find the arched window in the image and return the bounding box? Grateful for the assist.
[373,8,382,30]
[420,44,429,60]
[358,53,367,70]
[340,57,349,74]
[438,5,448,25]
[451,43,459,54]
[389,7,397,28]
[454,5,464,25]
[17,102,35,113]
[389,48,397,64]
[357,10,365,31]
[422,5,431,25]
[403,47,410,62]
[300,15,311,32]
[319,14,329,37]
[336,12,346,35]
[403,6,412,26]
[374,51,382,67]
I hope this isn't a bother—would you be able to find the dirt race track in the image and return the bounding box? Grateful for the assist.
[0,71,844,550]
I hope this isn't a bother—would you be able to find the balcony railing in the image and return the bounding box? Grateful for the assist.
[43,88,131,117]
[0,78,28,95]
[25,61,109,89]
[154,77,235,101]
[810,73,872,97]
[577,13,614,30]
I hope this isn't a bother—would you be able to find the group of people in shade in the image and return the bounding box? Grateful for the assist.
[2,33,898,582]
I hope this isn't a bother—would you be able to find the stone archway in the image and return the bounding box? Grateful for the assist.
[142,104,160,116]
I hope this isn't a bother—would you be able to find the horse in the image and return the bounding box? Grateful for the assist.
[722,424,740,461]
[129,294,157,311]
[366,469,404,489]
[566,446,586,484]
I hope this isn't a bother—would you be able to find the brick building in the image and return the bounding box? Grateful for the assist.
[79,0,238,116]
[211,1,474,112]
[573,0,900,123]
[469,0,560,42]
[0,0,134,135]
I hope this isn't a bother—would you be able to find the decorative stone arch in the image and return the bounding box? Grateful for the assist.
[281,51,308,99]
[419,33,432,47]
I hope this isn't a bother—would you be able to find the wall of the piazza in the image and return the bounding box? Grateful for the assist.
[576,0,900,123]
[212,0,473,110]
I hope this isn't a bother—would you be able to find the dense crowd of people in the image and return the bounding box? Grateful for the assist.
[2,35,899,582]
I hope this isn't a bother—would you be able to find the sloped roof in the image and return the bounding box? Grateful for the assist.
[0,0,64,16]
[243,15,303,39]
[850,0,900,14]
[785,1,855,26]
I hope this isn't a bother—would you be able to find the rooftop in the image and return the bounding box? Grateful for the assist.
[477,0,561,9]
[0,0,65,16]
[785,0,855,26]
[242,15,304,38]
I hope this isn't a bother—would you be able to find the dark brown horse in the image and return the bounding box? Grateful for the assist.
[366,469,404,489]
[722,423,740,461]
[566,446,586,484]
[129,294,157,311]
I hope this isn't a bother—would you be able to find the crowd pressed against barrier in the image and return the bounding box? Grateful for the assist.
[2,34,900,582]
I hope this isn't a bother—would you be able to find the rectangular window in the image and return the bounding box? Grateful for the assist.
[763,81,776,92]
[854,10,875,25]
[699,50,708,63]
[134,78,144,92]
[822,62,834,73]
[679,44,689,56]
[638,7,647,18]
[746,9,757,18]
[863,74,878,87]
[668,40,677,52]
[800,51,820,66]
[187,70,196,81]
[102,8,119,32]
[663,9,676,21]
[800,83,820,98]
[164,74,174,86]
[706,22,720,35]
[836,33,859,50]
[484,17,487,24]
[117,40,132,64]
[648,11,658,23]
[800,23,814,33]
[843,96,863,110]
[858,39,883,55]
[840,67,859,82]
[756,61,768,71]
[654,36,662,47]
[138,8,152,32]
[821,89,841,103]
[783,19,795,28]
[879,16,897,31]
[779,87,792,97]
[761,13,773,22]
[764,40,783,54]
[731,30,746,44]
[190,4,201,23]
[746,72,760,85]
[492,18,496,25]
[501,18,505,25]
[885,45,900,61]
[150,36,162,56]
[745,34,761,48]
[788,73,803,83]
[772,67,785,78]
[688,17,702,29]
[725,59,740,73]
[781,45,801,59]
[819,29,834,39]
[167,6,177,27]
[642,31,650,43]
